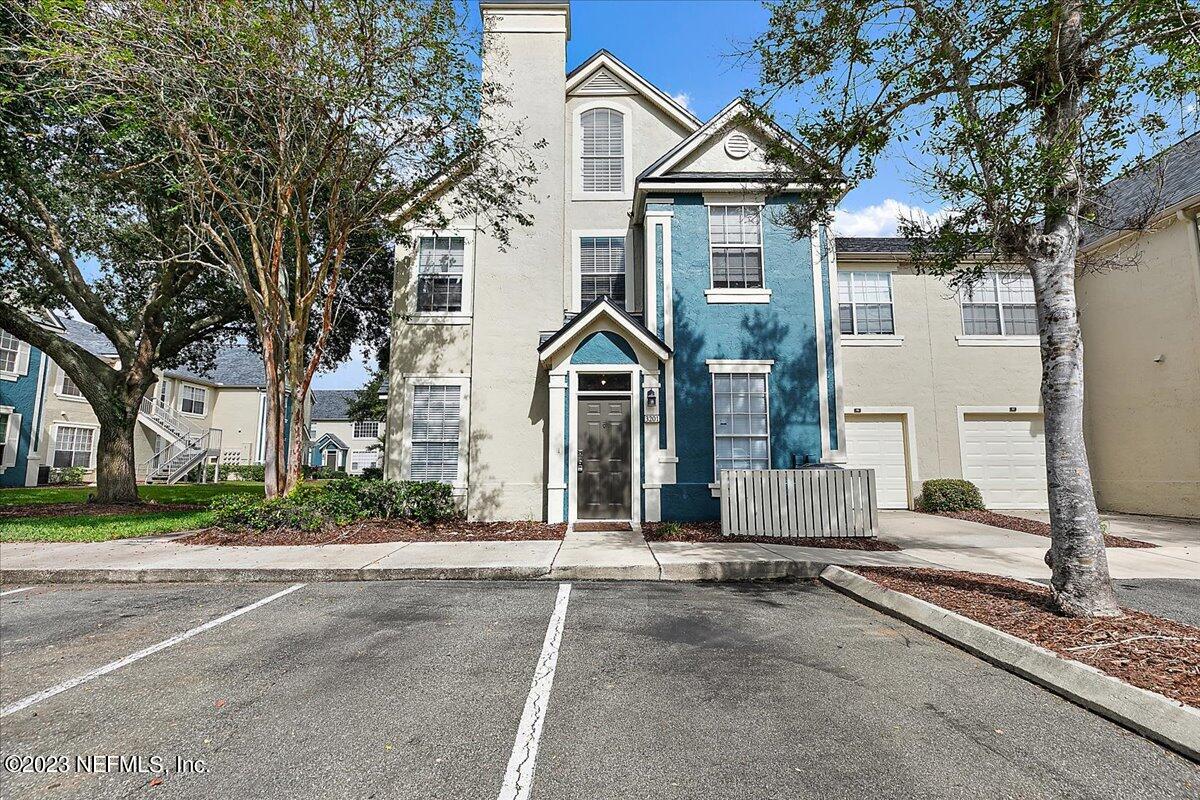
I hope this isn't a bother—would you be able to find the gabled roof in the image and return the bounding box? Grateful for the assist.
[638,97,829,185]
[312,432,349,451]
[59,317,119,357]
[537,297,671,365]
[166,347,267,388]
[1082,130,1200,248]
[311,389,360,421]
[566,50,700,132]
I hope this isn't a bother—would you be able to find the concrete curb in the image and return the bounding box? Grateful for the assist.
[820,565,1200,762]
[658,558,824,582]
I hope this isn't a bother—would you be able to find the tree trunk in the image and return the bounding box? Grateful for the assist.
[260,334,289,498]
[284,389,308,493]
[1029,235,1121,618]
[92,407,140,504]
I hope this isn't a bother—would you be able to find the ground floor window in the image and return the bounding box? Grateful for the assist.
[410,384,461,483]
[53,425,94,468]
[712,372,770,476]
[350,450,383,474]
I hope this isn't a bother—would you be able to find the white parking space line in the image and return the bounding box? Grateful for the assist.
[0,587,35,597]
[1,583,306,718]
[497,582,572,800]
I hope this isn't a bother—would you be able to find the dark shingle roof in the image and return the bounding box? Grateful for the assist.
[1084,131,1200,244]
[60,317,119,357]
[165,347,267,388]
[310,389,360,421]
[835,237,914,254]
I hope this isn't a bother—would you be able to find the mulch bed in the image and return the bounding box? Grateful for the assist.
[0,502,204,520]
[855,567,1200,707]
[642,520,901,551]
[574,521,633,532]
[178,518,568,546]
[933,510,1156,548]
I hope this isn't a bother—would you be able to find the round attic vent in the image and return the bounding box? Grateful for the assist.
[724,132,752,159]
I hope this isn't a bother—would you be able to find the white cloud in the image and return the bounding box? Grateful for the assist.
[669,92,691,111]
[833,198,947,237]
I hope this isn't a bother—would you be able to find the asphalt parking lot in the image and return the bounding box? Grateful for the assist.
[1,581,1197,800]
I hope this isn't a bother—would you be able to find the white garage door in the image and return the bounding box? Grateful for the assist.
[844,416,910,509]
[960,414,1048,509]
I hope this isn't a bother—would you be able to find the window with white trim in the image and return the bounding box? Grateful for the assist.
[0,411,8,463]
[962,272,1037,336]
[579,236,626,305]
[410,384,461,483]
[712,372,770,476]
[709,205,763,289]
[353,420,380,439]
[838,271,895,335]
[350,449,382,474]
[0,331,19,373]
[60,372,84,398]
[580,108,624,193]
[415,236,465,313]
[53,425,93,468]
[180,384,207,415]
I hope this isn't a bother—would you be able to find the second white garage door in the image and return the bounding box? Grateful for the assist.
[960,414,1049,509]
[843,415,911,509]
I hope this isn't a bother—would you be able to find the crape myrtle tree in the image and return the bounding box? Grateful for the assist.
[41,0,543,497]
[749,0,1200,616]
[0,5,249,503]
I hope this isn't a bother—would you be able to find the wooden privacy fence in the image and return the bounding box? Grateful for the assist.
[719,468,879,538]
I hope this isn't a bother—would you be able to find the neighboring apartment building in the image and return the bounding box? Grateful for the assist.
[383,0,1047,522]
[309,389,385,474]
[1076,132,1200,518]
[0,315,311,487]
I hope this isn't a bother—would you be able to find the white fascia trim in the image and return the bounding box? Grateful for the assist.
[702,192,766,206]
[571,228,632,313]
[955,335,1039,347]
[572,99,634,201]
[404,227,476,322]
[538,302,670,365]
[706,359,773,374]
[565,53,700,131]
[841,335,904,347]
[837,262,899,273]
[639,181,819,193]
[844,405,921,485]
[704,288,772,304]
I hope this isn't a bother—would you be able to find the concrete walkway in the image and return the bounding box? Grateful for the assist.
[1,511,1196,583]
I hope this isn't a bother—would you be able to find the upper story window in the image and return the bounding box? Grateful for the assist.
[59,372,85,399]
[416,236,465,314]
[180,384,207,416]
[353,420,380,439]
[0,331,20,374]
[709,205,763,289]
[838,271,895,335]
[579,236,626,306]
[962,271,1037,336]
[580,108,625,193]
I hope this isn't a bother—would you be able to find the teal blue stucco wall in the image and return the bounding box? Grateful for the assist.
[657,194,827,521]
[0,346,45,487]
[570,331,638,365]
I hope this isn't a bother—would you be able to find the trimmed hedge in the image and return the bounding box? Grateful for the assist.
[917,478,986,513]
[210,477,454,531]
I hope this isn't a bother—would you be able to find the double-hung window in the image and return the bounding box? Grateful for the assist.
[838,271,895,335]
[350,450,382,474]
[712,372,770,476]
[709,205,763,289]
[409,384,461,483]
[580,108,624,193]
[353,420,380,439]
[53,425,93,468]
[60,372,85,399]
[416,236,465,314]
[962,271,1037,336]
[180,384,206,415]
[579,236,626,306]
[0,331,20,374]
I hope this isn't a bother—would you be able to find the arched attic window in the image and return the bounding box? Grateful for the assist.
[580,108,625,193]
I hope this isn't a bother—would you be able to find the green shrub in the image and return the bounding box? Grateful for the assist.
[210,488,326,531]
[917,479,986,513]
[305,465,347,480]
[209,478,455,531]
[398,480,455,523]
[50,467,86,485]
[225,464,265,482]
[360,466,384,480]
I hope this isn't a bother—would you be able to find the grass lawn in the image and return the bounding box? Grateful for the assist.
[0,481,264,507]
[0,510,216,543]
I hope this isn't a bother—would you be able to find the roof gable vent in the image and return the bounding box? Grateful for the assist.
[580,69,627,94]
[725,132,752,159]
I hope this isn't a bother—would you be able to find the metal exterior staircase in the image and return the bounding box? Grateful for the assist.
[137,398,222,485]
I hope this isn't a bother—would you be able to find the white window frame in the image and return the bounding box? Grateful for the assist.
[405,228,475,324]
[349,449,382,475]
[838,270,897,337]
[704,200,771,304]
[573,100,633,201]
[400,375,470,491]
[50,422,98,470]
[707,360,773,487]
[957,271,1039,346]
[179,383,208,417]
[352,420,381,440]
[0,331,30,381]
[572,229,631,312]
[56,368,87,401]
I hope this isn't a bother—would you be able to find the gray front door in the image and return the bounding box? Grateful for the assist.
[577,397,632,519]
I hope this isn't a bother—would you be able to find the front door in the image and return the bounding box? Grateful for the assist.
[577,397,632,519]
